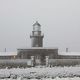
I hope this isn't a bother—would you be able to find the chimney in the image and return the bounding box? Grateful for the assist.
[66,48,68,52]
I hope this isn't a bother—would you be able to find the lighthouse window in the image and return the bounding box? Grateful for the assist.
[33,25,41,31]
[34,32,38,35]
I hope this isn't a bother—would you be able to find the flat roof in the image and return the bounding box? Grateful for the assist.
[18,47,58,50]
[0,52,17,56]
[59,52,80,56]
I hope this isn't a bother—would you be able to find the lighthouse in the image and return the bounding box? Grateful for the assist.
[30,21,44,47]
[17,21,58,66]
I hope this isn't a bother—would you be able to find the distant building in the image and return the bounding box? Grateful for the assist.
[0,52,17,59]
[59,52,80,59]
[0,21,80,66]
[17,21,58,65]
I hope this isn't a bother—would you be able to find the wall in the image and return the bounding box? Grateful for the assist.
[49,59,80,66]
[0,59,31,68]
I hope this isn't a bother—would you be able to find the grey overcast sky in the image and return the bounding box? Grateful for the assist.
[0,0,80,52]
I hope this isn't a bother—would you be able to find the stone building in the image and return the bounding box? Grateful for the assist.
[0,21,80,66]
[17,21,58,65]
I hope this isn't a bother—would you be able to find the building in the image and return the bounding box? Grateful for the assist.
[0,52,17,59]
[59,52,80,59]
[17,21,58,65]
[0,21,80,66]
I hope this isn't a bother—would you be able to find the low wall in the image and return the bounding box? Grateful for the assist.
[49,59,80,66]
[0,59,80,68]
[0,59,32,68]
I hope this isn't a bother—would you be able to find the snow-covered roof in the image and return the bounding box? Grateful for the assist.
[18,47,58,50]
[0,52,17,56]
[33,21,41,26]
[59,52,80,56]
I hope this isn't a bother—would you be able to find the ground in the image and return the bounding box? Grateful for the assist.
[0,66,80,80]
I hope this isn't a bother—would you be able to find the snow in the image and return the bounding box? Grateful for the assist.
[0,52,17,56]
[1,51,80,57]
[59,52,80,56]
[18,47,58,50]
[0,77,80,80]
[0,66,80,79]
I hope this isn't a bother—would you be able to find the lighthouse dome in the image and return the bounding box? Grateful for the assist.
[33,21,41,31]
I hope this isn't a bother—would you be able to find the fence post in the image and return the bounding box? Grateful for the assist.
[31,56,35,67]
[45,56,49,67]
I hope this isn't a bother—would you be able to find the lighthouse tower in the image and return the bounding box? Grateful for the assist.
[30,21,44,47]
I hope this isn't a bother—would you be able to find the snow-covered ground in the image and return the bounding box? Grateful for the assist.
[0,66,80,79]
[0,77,80,80]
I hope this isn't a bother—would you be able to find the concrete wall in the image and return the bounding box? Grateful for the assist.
[0,59,31,68]
[58,55,80,59]
[0,59,80,68]
[49,59,80,66]
[0,56,16,59]
[17,49,58,61]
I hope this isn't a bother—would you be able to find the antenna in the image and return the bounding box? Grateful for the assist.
[5,48,6,52]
